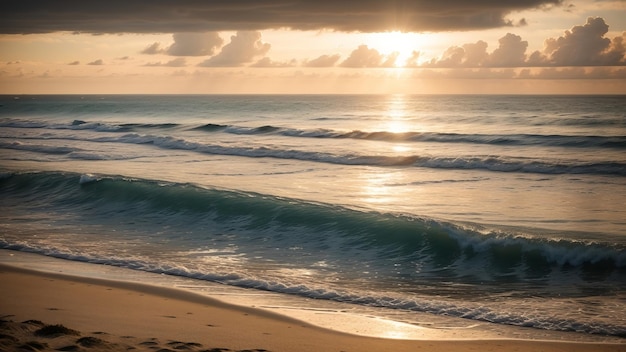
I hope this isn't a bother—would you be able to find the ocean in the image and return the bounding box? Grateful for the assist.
[1,94,625,340]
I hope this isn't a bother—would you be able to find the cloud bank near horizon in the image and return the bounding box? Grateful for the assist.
[134,18,624,69]
[423,17,625,68]
[1,0,562,34]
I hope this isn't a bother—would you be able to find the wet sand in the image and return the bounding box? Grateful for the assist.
[0,264,624,352]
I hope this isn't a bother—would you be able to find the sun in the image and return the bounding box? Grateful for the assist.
[367,31,419,67]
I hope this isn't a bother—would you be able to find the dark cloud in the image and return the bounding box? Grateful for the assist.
[68,61,80,65]
[0,0,562,34]
[142,33,223,56]
[166,32,223,56]
[199,31,270,67]
[87,59,104,65]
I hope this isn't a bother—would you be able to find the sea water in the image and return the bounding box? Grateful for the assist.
[0,94,625,340]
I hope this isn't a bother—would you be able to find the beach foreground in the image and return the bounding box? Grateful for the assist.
[0,264,623,352]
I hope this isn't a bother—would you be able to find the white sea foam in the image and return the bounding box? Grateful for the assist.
[79,173,100,184]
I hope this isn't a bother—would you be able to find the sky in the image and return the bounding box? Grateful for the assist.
[1,0,625,94]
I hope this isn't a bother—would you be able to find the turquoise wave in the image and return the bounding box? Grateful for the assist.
[2,171,624,276]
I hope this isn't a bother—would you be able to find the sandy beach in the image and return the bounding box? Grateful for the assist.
[0,263,623,352]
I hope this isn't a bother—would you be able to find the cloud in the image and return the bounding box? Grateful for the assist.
[538,17,625,66]
[142,33,223,56]
[424,41,488,67]
[488,33,528,67]
[425,17,625,68]
[166,32,223,56]
[250,57,296,67]
[141,42,164,55]
[87,59,104,65]
[0,0,562,34]
[68,61,80,65]
[198,31,270,67]
[340,45,397,68]
[381,52,399,68]
[415,68,518,80]
[144,58,187,67]
[404,51,421,67]
[518,66,626,79]
[303,54,341,67]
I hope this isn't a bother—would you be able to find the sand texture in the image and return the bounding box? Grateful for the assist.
[1,264,624,352]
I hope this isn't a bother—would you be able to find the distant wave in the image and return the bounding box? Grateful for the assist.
[191,123,626,149]
[0,140,78,155]
[0,140,141,161]
[3,118,625,149]
[0,118,181,133]
[2,133,625,175]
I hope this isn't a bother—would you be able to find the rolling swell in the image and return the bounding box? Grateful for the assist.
[74,134,626,175]
[2,171,624,278]
[3,132,624,175]
[2,117,625,175]
[89,133,626,175]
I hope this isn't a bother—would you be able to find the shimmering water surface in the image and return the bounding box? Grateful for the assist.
[1,94,625,339]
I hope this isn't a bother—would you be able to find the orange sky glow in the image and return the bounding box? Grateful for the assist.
[1,0,625,94]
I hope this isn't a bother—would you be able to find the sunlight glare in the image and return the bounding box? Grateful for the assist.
[368,31,419,67]
[384,94,410,133]
[383,95,415,152]
[386,120,409,133]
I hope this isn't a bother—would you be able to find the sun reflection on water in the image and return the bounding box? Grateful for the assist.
[384,94,410,132]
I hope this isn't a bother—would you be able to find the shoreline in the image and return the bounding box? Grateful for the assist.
[1,257,625,352]
[2,249,624,343]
